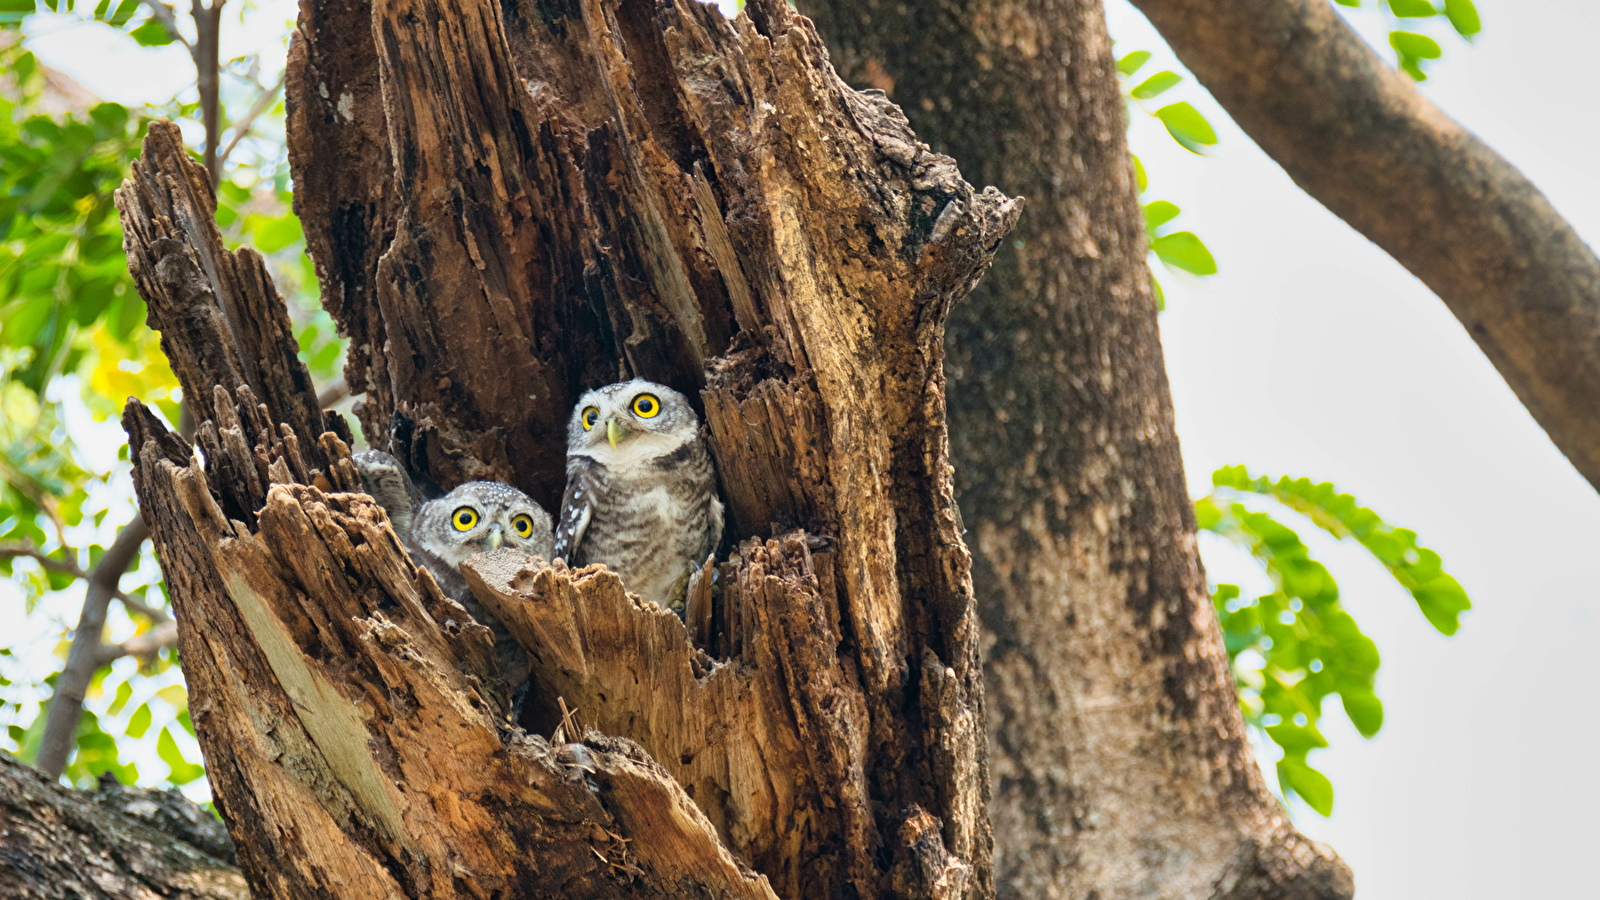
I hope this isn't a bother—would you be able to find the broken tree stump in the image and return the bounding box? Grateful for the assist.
[115,0,1019,897]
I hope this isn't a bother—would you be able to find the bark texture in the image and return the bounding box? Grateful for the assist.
[800,1,1352,898]
[1131,0,1600,493]
[115,0,1019,895]
[0,752,247,900]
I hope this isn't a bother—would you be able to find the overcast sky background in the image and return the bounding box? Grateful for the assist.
[14,0,1600,896]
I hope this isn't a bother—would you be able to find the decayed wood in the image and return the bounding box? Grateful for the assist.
[800,1,1352,898]
[271,0,1017,896]
[123,394,777,900]
[0,751,247,900]
[117,0,1016,895]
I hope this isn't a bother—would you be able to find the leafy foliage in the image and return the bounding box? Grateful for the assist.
[1197,466,1470,814]
[0,5,342,795]
[1335,0,1481,80]
[1116,49,1220,308]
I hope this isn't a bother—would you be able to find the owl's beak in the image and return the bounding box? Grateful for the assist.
[606,416,623,448]
[485,524,504,550]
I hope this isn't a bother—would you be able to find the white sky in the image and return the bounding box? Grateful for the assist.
[14,0,1600,896]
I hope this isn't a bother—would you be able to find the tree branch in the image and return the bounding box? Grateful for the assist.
[215,68,286,171]
[316,374,348,409]
[190,0,224,187]
[1130,0,1600,492]
[34,516,152,780]
[0,540,166,621]
[95,620,179,667]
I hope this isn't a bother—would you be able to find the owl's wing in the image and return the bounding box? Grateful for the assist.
[553,459,595,563]
[352,450,425,538]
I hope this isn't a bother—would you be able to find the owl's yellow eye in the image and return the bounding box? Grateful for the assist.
[452,507,478,531]
[581,407,600,431]
[632,393,660,418]
[512,514,534,538]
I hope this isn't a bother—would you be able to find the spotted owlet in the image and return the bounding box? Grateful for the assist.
[555,379,723,612]
[352,451,554,680]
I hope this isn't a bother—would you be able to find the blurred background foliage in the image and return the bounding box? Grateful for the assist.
[0,0,343,797]
[0,0,1473,816]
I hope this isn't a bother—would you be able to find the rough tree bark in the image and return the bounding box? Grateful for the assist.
[800,1,1352,898]
[0,751,246,899]
[113,0,1018,897]
[1129,0,1600,494]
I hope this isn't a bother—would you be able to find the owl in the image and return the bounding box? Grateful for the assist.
[352,451,554,681]
[351,449,426,539]
[555,379,723,612]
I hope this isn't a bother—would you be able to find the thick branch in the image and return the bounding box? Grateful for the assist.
[35,516,150,780]
[0,751,246,899]
[1131,0,1600,491]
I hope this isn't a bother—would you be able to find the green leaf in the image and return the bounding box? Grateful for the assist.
[1151,231,1217,275]
[1342,690,1384,737]
[1117,50,1151,76]
[1149,272,1164,311]
[1155,102,1218,154]
[250,214,303,253]
[106,680,133,716]
[1391,30,1443,59]
[1143,200,1180,233]
[126,702,151,738]
[1131,154,1147,194]
[1279,759,1335,815]
[157,726,205,784]
[128,18,175,46]
[1444,0,1480,35]
[1131,71,1181,100]
[1209,466,1471,634]
[107,0,139,26]
[1334,0,1361,6]
[2,295,55,349]
[1387,0,1436,16]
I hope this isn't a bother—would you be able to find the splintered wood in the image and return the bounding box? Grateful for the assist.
[117,0,1019,896]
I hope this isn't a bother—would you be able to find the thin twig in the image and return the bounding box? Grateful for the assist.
[317,375,349,409]
[34,516,151,780]
[0,541,165,621]
[216,69,286,171]
[137,0,192,53]
[95,620,178,667]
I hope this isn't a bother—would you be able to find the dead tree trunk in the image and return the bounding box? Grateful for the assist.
[0,751,246,899]
[800,1,1352,898]
[114,0,1018,897]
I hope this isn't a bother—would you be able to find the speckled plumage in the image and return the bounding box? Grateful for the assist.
[355,463,555,682]
[351,449,426,537]
[555,379,723,611]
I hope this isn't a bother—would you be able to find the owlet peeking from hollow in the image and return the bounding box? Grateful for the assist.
[555,379,723,612]
[353,451,554,677]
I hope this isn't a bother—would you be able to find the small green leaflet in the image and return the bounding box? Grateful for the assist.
[1131,71,1181,100]
[1155,102,1217,154]
[1152,232,1217,275]
[1387,0,1436,17]
[1142,200,1180,233]
[1117,50,1151,76]
[1444,0,1480,36]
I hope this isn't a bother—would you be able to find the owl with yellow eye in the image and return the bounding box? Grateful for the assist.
[408,480,555,679]
[556,378,723,612]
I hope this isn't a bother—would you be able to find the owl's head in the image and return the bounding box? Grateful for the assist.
[412,481,555,567]
[566,379,700,466]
